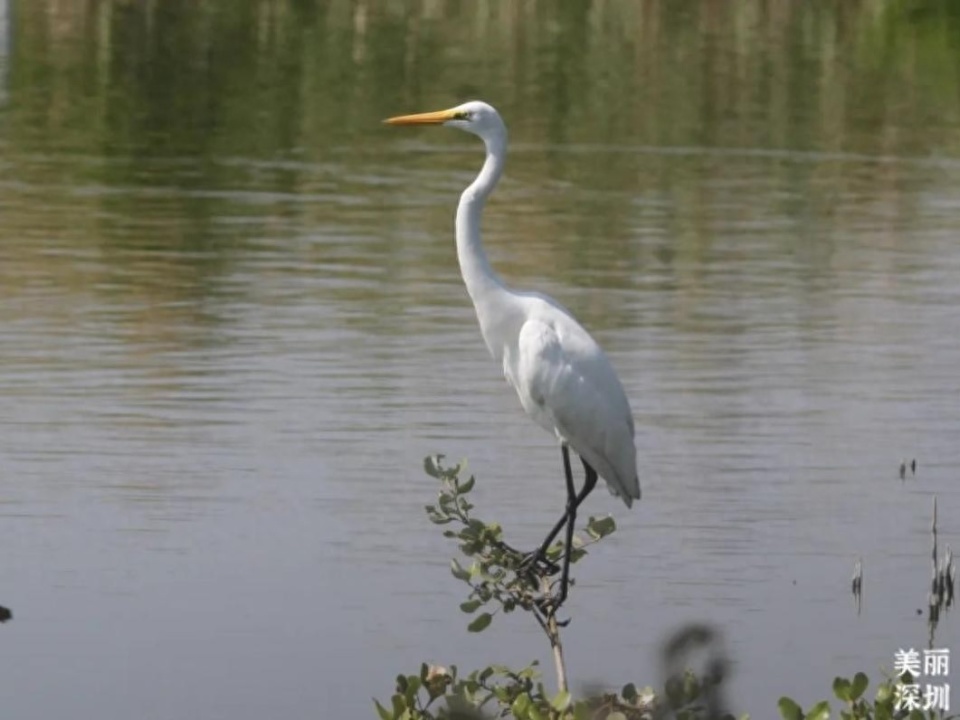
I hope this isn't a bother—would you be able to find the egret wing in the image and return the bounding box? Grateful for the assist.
[512,317,640,505]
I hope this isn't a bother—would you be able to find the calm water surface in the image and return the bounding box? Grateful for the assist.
[1,2,959,718]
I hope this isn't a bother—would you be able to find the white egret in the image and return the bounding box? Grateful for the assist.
[386,101,640,607]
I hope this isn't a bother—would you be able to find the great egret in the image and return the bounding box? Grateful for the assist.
[386,101,640,608]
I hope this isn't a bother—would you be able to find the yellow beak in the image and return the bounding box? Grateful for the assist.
[384,108,457,126]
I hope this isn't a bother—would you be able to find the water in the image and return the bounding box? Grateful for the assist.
[2,2,959,717]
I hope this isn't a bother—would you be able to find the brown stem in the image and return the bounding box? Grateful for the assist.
[541,576,568,694]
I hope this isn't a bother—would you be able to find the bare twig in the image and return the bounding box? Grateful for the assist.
[542,575,568,694]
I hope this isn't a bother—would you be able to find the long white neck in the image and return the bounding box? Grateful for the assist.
[455,132,511,310]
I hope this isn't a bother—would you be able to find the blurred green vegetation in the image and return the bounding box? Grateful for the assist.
[7,0,960,157]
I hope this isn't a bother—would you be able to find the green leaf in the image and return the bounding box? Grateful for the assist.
[550,690,571,711]
[778,697,803,720]
[373,699,394,720]
[450,559,471,581]
[390,694,405,718]
[683,670,700,701]
[607,713,628,720]
[665,677,684,709]
[395,675,408,694]
[833,677,851,702]
[804,700,830,720]
[467,519,485,533]
[586,516,616,539]
[850,672,868,701]
[420,663,429,682]
[517,665,539,680]
[424,455,443,478]
[528,704,544,720]
[511,694,532,720]
[405,676,421,697]
[596,516,616,536]
[621,683,638,703]
[572,700,591,720]
[459,476,475,494]
[875,680,892,704]
[467,613,493,633]
[459,599,483,613]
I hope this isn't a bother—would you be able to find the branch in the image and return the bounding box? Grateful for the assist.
[541,575,568,695]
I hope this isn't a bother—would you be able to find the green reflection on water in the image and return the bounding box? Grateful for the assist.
[1,0,958,339]
[8,1,960,154]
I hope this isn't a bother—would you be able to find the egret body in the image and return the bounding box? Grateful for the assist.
[386,101,640,606]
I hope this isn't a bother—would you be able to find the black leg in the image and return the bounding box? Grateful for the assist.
[534,446,578,559]
[554,458,598,609]
[522,446,600,588]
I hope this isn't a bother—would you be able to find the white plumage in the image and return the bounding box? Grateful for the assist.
[509,307,640,506]
[386,99,640,531]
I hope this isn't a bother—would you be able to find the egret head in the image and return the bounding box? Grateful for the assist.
[385,100,506,145]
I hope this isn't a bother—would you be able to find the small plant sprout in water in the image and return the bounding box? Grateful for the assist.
[852,557,863,616]
[928,496,955,643]
[899,458,918,480]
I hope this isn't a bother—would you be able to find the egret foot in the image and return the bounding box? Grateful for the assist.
[534,592,572,624]
[518,549,560,577]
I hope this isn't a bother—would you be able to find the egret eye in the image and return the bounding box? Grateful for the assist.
[453,111,471,121]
